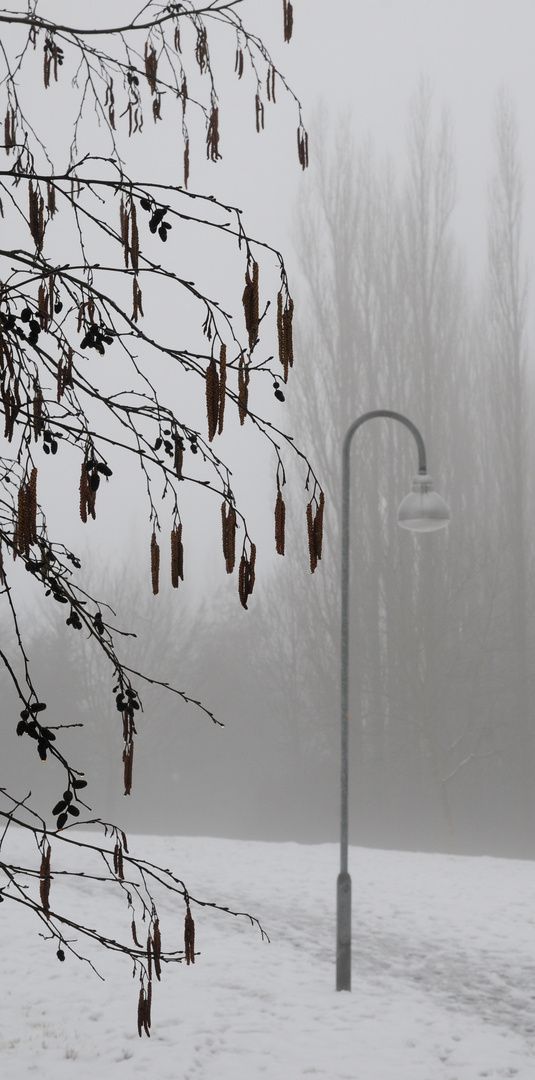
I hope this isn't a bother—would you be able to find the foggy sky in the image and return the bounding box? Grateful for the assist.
[211,1,535,289]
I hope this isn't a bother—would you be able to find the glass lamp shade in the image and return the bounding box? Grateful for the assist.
[397,473,450,533]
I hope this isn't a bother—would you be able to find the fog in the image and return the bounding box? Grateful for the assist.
[2,1,535,860]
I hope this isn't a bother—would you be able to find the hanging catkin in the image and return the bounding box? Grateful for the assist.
[277,289,294,381]
[171,524,184,587]
[184,906,195,965]
[221,501,236,573]
[238,355,249,425]
[242,259,259,349]
[275,489,286,555]
[306,490,324,573]
[205,356,219,441]
[39,842,51,917]
[218,343,226,435]
[150,530,160,594]
[238,542,256,609]
[15,467,38,557]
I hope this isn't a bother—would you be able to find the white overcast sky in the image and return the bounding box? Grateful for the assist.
[210,0,535,283]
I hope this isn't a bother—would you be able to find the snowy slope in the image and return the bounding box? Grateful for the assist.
[1,834,534,1079]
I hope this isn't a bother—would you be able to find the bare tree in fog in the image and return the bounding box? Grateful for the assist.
[257,86,534,854]
[483,89,533,815]
[0,0,322,1034]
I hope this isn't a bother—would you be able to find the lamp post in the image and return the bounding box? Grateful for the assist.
[336,410,450,992]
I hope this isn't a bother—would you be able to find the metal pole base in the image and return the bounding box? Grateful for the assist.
[336,870,352,990]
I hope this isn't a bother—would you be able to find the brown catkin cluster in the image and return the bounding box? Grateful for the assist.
[2,380,19,442]
[32,379,44,439]
[275,489,286,556]
[218,344,226,434]
[206,104,220,161]
[37,274,54,330]
[144,41,158,93]
[205,356,219,442]
[183,131,190,188]
[150,531,160,594]
[113,840,124,881]
[123,728,134,796]
[174,436,183,480]
[283,0,294,41]
[57,346,73,402]
[184,906,195,965]
[14,467,38,557]
[242,259,259,349]
[4,107,16,153]
[277,290,294,381]
[120,194,139,272]
[39,842,51,918]
[297,124,309,170]
[137,982,152,1038]
[196,25,208,72]
[238,356,250,425]
[171,524,184,588]
[205,344,227,440]
[152,918,162,981]
[43,36,62,87]
[132,277,144,323]
[267,65,276,102]
[47,181,56,218]
[79,455,96,523]
[28,180,45,251]
[255,93,264,133]
[238,542,256,609]
[0,323,19,441]
[306,491,324,573]
[221,501,236,573]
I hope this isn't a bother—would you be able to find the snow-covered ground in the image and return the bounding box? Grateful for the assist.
[1,833,534,1079]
